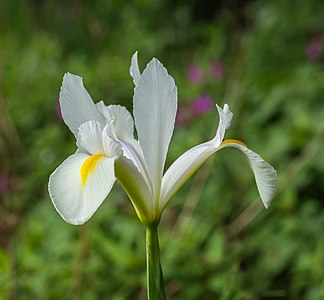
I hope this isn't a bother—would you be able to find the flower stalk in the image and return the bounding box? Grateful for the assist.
[146,223,166,300]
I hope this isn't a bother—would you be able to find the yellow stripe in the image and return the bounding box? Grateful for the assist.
[80,154,105,187]
[221,139,248,148]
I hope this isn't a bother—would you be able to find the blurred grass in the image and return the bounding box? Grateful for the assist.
[0,0,324,299]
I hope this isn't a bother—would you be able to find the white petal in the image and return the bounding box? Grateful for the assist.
[102,124,123,158]
[96,102,134,141]
[161,138,277,211]
[133,58,177,198]
[77,121,104,155]
[211,103,233,146]
[97,101,153,195]
[49,153,115,225]
[59,73,105,136]
[160,141,216,210]
[130,51,141,86]
[219,142,277,208]
[160,104,232,210]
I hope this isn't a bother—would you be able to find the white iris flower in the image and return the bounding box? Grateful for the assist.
[48,52,277,226]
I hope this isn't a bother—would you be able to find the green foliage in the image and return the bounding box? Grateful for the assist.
[0,0,323,299]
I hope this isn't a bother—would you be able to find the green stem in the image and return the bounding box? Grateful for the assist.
[146,224,166,300]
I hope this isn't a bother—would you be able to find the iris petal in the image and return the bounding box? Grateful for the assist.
[59,73,104,136]
[160,105,277,211]
[96,103,135,142]
[77,121,104,155]
[133,58,177,203]
[161,142,216,210]
[49,153,115,225]
[219,141,277,208]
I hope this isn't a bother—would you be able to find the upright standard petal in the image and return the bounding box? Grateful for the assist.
[219,141,277,208]
[130,51,141,86]
[49,153,115,225]
[60,73,105,136]
[133,58,177,201]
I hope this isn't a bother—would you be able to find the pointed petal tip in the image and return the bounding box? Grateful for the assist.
[61,73,84,93]
[130,51,141,85]
[253,161,277,209]
[264,200,271,209]
[131,51,138,64]
[260,167,277,209]
[62,72,80,82]
[215,102,230,111]
[149,57,163,68]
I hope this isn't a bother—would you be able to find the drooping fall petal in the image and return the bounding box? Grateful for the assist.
[49,153,115,225]
[161,140,277,211]
[160,105,277,211]
[218,141,277,208]
[160,104,233,209]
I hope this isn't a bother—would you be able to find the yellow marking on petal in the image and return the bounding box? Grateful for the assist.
[221,139,248,148]
[80,154,105,187]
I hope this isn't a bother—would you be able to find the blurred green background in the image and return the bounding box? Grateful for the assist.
[0,0,324,299]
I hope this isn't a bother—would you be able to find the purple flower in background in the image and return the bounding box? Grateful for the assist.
[175,109,186,127]
[211,60,225,79]
[0,173,8,197]
[175,104,191,127]
[187,64,204,84]
[56,99,63,122]
[191,95,214,115]
[306,39,322,60]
